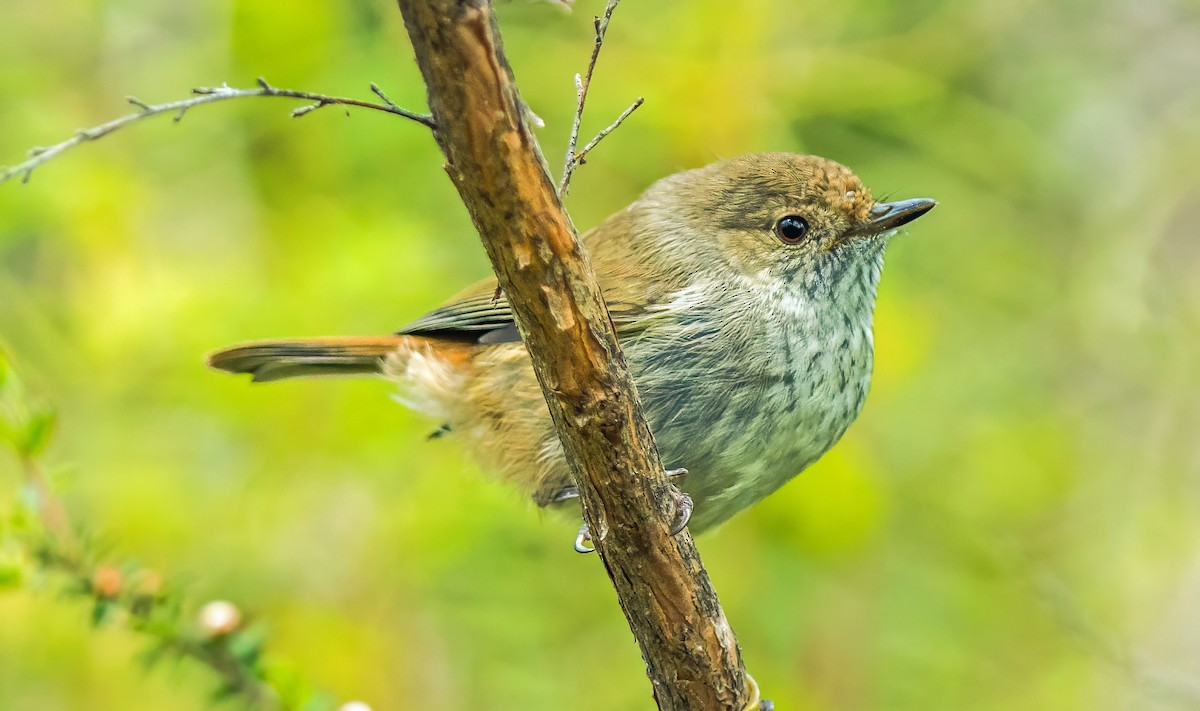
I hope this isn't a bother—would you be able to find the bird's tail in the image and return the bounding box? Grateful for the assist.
[206,336,408,383]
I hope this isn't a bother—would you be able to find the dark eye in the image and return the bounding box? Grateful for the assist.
[774,215,810,244]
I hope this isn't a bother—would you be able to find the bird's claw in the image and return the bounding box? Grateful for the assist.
[669,487,693,535]
[574,523,595,554]
[666,467,693,536]
[551,485,579,503]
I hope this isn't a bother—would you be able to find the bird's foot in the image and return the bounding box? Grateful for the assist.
[551,467,689,505]
[564,467,692,553]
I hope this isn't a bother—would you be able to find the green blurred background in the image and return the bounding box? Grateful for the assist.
[2,0,1200,709]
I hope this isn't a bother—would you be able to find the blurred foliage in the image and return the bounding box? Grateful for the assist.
[0,351,340,710]
[2,0,1200,709]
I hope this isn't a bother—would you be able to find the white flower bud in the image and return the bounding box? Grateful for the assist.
[197,600,241,636]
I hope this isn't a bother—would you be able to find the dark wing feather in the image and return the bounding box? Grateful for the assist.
[398,293,519,342]
[398,289,648,345]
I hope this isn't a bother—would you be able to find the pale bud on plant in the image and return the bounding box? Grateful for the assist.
[197,599,241,636]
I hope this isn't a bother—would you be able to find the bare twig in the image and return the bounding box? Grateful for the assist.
[570,96,643,169]
[0,77,433,185]
[559,0,641,197]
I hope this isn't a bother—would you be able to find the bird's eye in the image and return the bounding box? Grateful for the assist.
[774,215,810,244]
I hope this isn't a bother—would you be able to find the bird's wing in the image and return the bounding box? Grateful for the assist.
[397,276,650,345]
[397,279,517,342]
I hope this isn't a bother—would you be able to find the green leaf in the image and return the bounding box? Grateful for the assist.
[20,410,56,458]
[228,626,265,665]
[0,551,24,589]
[91,598,114,627]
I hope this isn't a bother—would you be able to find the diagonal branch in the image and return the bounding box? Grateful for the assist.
[395,1,751,709]
[0,78,433,185]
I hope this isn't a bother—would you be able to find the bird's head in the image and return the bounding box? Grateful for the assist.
[630,152,936,285]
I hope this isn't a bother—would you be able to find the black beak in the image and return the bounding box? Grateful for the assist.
[845,198,937,238]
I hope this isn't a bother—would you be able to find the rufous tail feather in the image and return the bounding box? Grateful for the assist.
[207,336,407,383]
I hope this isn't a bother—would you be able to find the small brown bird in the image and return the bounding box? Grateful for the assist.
[208,153,934,545]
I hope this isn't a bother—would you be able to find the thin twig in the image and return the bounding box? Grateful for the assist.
[570,97,643,169]
[559,0,640,197]
[0,77,434,185]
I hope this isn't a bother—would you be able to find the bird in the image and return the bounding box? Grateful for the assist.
[207,152,935,547]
